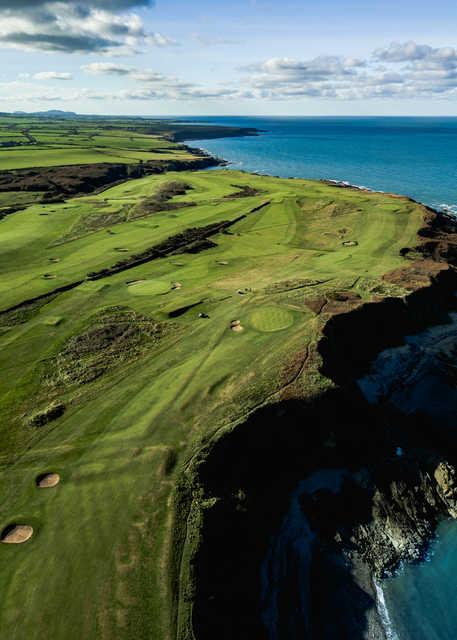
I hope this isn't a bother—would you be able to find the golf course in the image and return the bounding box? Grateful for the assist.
[0,114,450,639]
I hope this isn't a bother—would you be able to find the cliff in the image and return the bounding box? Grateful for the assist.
[188,205,457,639]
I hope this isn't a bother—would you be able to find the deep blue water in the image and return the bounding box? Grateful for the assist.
[183,116,457,639]
[182,116,457,213]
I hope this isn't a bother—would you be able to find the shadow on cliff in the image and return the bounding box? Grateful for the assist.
[193,383,457,640]
[193,386,389,640]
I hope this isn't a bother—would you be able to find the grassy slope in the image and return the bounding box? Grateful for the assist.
[0,168,426,639]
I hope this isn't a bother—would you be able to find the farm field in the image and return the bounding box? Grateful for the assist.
[0,114,257,170]
[0,161,432,639]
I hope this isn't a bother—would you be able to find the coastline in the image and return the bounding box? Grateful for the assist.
[352,556,389,640]
[180,116,457,216]
[177,127,457,640]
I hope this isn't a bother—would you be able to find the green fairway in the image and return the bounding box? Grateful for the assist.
[0,164,429,640]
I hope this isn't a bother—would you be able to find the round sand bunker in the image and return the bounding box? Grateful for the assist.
[230,320,244,333]
[1,524,33,544]
[36,472,60,488]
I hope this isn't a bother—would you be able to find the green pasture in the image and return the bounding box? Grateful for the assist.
[0,118,192,170]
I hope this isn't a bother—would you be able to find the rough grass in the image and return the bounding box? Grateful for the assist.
[45,306,173,387]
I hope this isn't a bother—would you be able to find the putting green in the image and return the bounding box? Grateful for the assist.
[247,305,294,332]
[127,279,170,295]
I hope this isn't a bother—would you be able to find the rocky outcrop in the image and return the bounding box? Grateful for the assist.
[434,461,457,518]
[349,463,457,577]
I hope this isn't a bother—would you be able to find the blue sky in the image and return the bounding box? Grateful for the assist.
[1,0,457,115]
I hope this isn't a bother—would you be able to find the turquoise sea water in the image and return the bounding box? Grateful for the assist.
[183,116,457,213]
[380,519,457,640]
[183,117,457,639]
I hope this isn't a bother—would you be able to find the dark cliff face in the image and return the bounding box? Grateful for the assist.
[0,152,220,200]
[192,386,457,640]
[190,211,457,640]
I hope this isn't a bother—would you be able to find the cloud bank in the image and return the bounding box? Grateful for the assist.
[3,39,457,105]
[0,0,173,54]
[240,42,457,100]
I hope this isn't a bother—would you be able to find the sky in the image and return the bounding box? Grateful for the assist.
[1,0,457,115]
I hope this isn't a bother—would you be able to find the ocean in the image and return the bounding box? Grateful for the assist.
[183,116,457,214]
[183,116,457,639]
[379,519,457,640]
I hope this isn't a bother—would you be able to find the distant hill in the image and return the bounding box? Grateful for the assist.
[12,110,78,118]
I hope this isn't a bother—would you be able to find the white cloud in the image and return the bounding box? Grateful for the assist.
[81,62,134,75]
[0,1,174,54]
[0,1,154,8]
[33,71,73,80]
[373,41,434,63]
[147,32,177,47]
[239,43,457,101]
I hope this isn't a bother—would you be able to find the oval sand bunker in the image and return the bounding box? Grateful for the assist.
[36,472,60,488]
[1,525,33,544]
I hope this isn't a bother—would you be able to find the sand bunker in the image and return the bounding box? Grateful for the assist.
[36,472,60,488]
[230,320,244,332]
[171,282,182,290]
[1,525,33,544]
[342,240,358,247]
